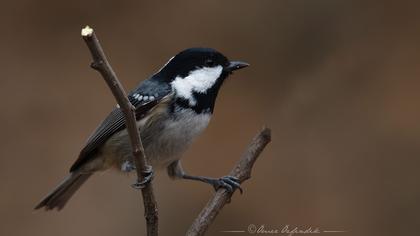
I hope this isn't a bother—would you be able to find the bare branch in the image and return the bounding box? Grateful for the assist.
[81,25,158,236]
[186,127,271,236]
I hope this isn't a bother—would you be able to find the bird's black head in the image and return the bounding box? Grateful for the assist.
[155,48,249,114]
[157,48,248,78]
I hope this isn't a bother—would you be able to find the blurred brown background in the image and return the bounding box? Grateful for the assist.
[1,1,420,236]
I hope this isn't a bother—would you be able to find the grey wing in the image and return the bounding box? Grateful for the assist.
[70,81,172,172]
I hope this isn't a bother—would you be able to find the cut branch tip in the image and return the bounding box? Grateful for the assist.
[81,26,93,37]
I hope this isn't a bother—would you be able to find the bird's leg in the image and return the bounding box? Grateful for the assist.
[121,160,136,172]
[167,160,242,193]
[182,174,243,194]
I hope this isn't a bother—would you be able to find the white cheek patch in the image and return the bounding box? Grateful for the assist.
[171,66,223,106]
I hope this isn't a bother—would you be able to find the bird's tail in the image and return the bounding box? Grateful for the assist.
[34,172,92,211]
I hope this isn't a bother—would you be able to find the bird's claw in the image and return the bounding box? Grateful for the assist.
[131,166,154,189]
[211,176,243,194]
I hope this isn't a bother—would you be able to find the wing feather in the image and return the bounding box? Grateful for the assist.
[70,81,172,172]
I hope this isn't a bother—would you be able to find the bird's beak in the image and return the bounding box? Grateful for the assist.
[225,61,249,73]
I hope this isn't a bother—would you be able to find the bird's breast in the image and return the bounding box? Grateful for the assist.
[100,104,211,171]
[140,106,211,168]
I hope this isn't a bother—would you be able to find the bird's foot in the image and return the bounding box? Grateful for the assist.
[131,165,154,189]
[210,176,243,194]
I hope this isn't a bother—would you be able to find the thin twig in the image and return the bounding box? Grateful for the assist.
[186,127,271,236]
[81,26,158,236]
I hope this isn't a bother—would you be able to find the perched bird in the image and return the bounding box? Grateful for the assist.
[35,48,249,210]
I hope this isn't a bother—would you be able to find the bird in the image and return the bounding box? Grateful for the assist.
[35,47,249,211]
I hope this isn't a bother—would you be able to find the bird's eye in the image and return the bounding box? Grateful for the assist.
[204,59,216,67]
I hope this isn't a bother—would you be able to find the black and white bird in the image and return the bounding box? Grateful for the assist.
[35,47,249,210]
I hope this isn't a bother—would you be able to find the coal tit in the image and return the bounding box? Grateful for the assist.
[35,48,249,210]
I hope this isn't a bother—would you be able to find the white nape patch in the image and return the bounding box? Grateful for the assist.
[171,66,223,106]
[157,56,175,73]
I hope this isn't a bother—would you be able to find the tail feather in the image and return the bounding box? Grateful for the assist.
[35,173,92,211]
